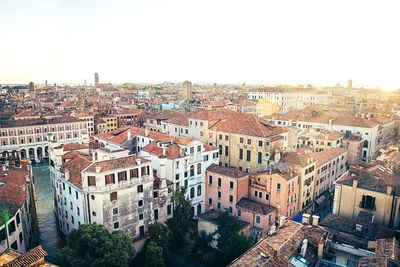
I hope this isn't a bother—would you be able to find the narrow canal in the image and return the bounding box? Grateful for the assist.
[32,161,65,264]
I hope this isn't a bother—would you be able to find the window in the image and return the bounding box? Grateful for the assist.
[77,207,80,216]
[154,209,159,220]
[360,195,376,210]
[197,185,202,196]
[225,135,229,141]
[258,192,263,198]
[219,134,222,140]
[217,202,221,209]
[217,191,221,199]
[105,174,115,185]
[209,175,213,184]
[258,140,263,147]
[175,173,180,180]
[190,187,195,199]
[8,220,16,234]
[266,193,270,200]
[113,221,119,229]
[256,216,260,224]
[239,137,244,144]
[258,152,262,164]
[130,168,138,178]
[197,163,202,175]
[138,200,143,207]
[219,145,223,155]
[110,192,118,201]
[141,166,149,175]
[139,213,144,220]
[139,225,145,236]
[224,146,229,157]
[153,191,159,198]
[229,181,234,189]
[190,165,195,176]
[229,195,233,203]
[277,183,281,190]
[137,185,143,193]
[75,191,79,199]
[197,145,201,152]
[239,149,243,160]
[218,178,221,187]
[208,198,213,205]
[118,171,127,182]
[16,213,20,225]
[247,139,251,145]
[246,150,251,162]
[69,186,72,194]
[237,209,241,217]
[228,207,233,213]
[167,204,172,215]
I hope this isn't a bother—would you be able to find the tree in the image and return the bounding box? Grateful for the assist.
[145,241,165,267]
[214,210,254,266]
[148,221,169,248]
[59,223,134,267]
[166,186,193,248]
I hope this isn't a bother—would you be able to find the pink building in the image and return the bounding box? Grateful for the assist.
[205,164,249,215]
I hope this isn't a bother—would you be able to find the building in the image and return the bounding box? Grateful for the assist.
[101,116,118,132]
[0,160,38,254]
[205,164,250,215]
[49,143,173,240]
[72,111,95,136]
[333,164,400,228]
[181,80,192,100]
[312,147,348,204]
[94,72,99,88]
[110,108,145,128]
[297,128,343,152]
[162,110,289,173]
[143,110,178,133]
[270,106,396,161]
[248,86,330,111]
[0,246,56,266]
[139,136,219,216]
[0,116,90,161]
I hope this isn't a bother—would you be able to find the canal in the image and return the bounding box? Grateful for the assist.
[32,161,65,264]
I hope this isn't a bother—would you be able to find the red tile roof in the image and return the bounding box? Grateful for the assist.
[206,164,248,179]
[83,155,150,173]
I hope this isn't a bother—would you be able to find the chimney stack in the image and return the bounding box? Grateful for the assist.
[312,215,319,226]
[302,214,311,225]
[95,166,101,173]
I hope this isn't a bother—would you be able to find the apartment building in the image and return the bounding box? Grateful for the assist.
[333,165,400,228]
[110,108,145,128]
[0,160,38,254]
[248,86,330,111]
[138,135,219,216]
[0,116,89,161]
[72,111,95,136]
[298,128,342,152]
[249,169,299,219]
[144,110,179,133]
[205,164,249,215]
[49,143,173,239]
[312,147,348,199]
[270,107,396,161]
[279,150,316,212]
[102,116,118,132]
[162,110,288,173]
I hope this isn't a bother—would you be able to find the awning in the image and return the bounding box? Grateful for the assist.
[315,195,326,205]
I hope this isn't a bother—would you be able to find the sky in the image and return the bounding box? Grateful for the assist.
[0,0,399,89]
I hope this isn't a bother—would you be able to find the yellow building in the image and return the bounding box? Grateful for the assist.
[333,165,400,228]
[281,149,316,212]
[103,116,118,132]
[256,99,279,117]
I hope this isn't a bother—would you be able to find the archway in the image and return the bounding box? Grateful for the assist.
[44,146,49,158]
[197,203,202,216]
[20,149,27,159]
[28,148,35,159]
[37,147,43,160]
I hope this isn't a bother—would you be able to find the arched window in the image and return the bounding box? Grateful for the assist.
[363,140,369,148]
[197,185,202,196]
[190,187,195,199]
[197,204,202,215]
[197,163,202,175]
[190,165,195,177]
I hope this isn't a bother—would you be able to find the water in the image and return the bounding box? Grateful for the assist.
[32,161,65,264]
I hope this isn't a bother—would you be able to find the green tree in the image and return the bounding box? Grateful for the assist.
[166,186,193,248]
[148,221,169,248]
[59,223,134,267]
[214,210,254,266]
[145,241,166,267]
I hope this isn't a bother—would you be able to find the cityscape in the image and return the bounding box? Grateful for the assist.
[1,1,400,267]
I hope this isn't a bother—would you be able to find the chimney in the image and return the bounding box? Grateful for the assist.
[144,128,149,137]
[127,130,131,140]
[136,158,141,165]
[65,170,70,180]
[162,146,167,157]
[317,239,324,258]
[355,224,363,236]
[312,215,319,226]
[302,214,311,225]
[95,166,101,173]
[300,239,308,257]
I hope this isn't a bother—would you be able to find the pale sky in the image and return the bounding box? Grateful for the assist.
[1,0,399,89]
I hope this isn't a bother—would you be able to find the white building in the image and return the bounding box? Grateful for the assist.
[247,87,330,111]
[0,161,38,253]
[49,142,173,239]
